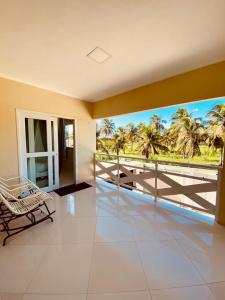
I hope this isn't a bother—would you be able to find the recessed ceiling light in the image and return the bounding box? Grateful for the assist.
[87,47,111,64]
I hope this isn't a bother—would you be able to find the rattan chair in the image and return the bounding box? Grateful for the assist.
[0,186,55,246]
[0,179,39,199]
[0,175,36,190]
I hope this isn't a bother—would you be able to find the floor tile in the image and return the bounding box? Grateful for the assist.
[95,180,118,194]
[53,217,96,244]
[177,236,225,282]
[137,240,203,289]
[0,211,57,247]
[165,213,225,241]
[0,245,47,293]
[150,285,216,300]
[129,215,173,241]
[27,244,92,294]
[5,220,57,246]
[96,193,119,217]
[88,242,148,293]
[208,282,225,300]
[0,295,23,300]
[73,197,97,218]
[52,191,98,219]
[95,216,133,242]
[116,191,155,216]
[1,180,223,297]
[87,291,151,300]
[22,295,86,300]
[7,217,96,245]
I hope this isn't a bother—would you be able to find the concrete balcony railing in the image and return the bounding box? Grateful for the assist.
[94,153,222,216]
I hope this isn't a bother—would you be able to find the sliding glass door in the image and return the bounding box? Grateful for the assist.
[17,110,59,191]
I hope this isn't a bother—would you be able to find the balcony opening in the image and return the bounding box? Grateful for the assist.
[95,97,225,217]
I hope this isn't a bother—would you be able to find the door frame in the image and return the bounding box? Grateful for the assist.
[16,109,77,191]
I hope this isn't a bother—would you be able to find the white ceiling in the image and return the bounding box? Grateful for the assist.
[0,0,225,102]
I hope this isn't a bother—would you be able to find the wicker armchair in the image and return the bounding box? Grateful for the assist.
[0,185,55,246]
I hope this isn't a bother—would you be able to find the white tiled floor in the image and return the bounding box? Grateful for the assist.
[1,179,225,299]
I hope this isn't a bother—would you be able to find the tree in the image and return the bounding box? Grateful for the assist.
[139,123,168,159]
[101,119,115,137]
[126,123,138,152]
[172,108,189,122]
[170,109,205,159]
[96,123,109,154]
[112,127,127,155]
[207,104,225,163]
[151,114,166,132]
[163,127,176,148]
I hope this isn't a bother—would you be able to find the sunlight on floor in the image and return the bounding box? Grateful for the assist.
[0,179,225,299]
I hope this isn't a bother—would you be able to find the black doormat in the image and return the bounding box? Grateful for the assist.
[54,182,92,196]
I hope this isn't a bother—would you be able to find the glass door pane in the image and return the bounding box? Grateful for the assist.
[51,120,55,152]
[25,118,48,153]
[17,110,59,192]
[27,156,49,188]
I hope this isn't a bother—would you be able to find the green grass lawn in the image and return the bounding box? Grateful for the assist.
[97,142,222,165]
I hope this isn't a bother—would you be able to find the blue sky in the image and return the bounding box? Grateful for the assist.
[97,97,225,128]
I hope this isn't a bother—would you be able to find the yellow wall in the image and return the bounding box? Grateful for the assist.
[93,60,225,225]
[93,61,225,119]
[216,149,225,225]
[0,77,96,182]
[1,61,225,223]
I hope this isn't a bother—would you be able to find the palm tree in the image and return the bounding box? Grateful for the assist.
[151,114,166,132]
[163,127,176,148]
[96,124,109,154]
[112,127,127,155]
[206,131,223,156]
[126,123,138,152]
[172,108,189,122]
[170,109,205,159]
[101,119,115,137]
[139,124,168,159]
[207,104,225,163]
[96,123,101,149]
